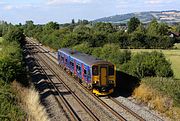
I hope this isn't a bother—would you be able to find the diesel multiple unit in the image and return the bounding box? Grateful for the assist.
[58,48,116,95]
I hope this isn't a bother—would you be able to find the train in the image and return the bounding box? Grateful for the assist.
[57,48,116,95]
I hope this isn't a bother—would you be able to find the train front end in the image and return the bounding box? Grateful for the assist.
[91,63,116,96]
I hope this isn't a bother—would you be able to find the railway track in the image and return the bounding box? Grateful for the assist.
[27,40,126,121]
[27,42,100,121]
[109,97,144,121]
[32,42,145,121]
[27,38,162,121]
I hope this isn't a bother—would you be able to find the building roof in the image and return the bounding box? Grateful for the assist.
[58,48,113,66]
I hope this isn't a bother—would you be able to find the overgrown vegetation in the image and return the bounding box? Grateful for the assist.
[0,24,26,120]
[133,78,180,120]
[0,29,25,83]
[1,18,179,119]
[0,80,25,121]
[121,51,173,78]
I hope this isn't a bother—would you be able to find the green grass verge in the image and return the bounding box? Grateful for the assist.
[0,80,25,121]
[173,43,180,49]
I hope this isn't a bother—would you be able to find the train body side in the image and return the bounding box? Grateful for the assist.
[57,48,116,95]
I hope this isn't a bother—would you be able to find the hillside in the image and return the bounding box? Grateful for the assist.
[93,10,180,24]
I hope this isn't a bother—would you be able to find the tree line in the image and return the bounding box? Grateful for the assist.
[0,18,178,78]
[18,18,180,50]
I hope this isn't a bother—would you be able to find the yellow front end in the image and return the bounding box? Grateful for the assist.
[91,64,116,96]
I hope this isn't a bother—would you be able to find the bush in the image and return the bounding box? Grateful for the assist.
[122,51,173,78]
[3,27,25,44]
[92,44,131,69]
[73,42,93,54]
[0,41,23,83]
[0,80,25,120]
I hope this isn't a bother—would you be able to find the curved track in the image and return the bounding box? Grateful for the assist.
[27,38,147,121]
[27,41,100,121]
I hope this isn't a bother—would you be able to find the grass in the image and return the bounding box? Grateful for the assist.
[0,80,25,121]
[12,81,49,121]
[133,82,180,120]
[173,43,180,49]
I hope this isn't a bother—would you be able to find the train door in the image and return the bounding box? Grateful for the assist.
[100,67,107,86]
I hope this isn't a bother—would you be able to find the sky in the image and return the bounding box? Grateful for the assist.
[0,0,180,24]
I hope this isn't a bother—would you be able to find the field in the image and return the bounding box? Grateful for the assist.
[129,48,180,79]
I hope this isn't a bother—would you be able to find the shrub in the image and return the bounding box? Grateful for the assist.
[0,41,23,83]
[92,44,131,69]
[73,42,93,54]
[0,80,25,120]
[122,51,173,78]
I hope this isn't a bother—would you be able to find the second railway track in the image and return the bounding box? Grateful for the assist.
[27,38,163,121]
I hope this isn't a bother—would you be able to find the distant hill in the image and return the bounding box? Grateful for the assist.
[93,10,180,24]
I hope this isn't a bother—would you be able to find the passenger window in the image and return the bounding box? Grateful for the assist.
[65,59,67,63]
[92,66,98,75]
[72,63,74,67]
[61,56,64,62]
[84,69,87,75]
[108,65,114,75]
[70,60,74,67]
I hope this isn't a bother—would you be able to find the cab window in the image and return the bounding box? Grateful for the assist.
[108,65,114,75]
[92,66,98,75]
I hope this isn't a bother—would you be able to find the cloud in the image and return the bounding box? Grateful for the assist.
[115,0,129,8]
[2,3,37,11]
[47,0,92,5]
[145,0,175,4]
[3,5,13,10]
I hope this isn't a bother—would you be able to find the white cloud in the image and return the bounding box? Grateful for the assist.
[145,0,175,4]
[47,0,92,5]
[3,5,13,10]
[2,4,37,11]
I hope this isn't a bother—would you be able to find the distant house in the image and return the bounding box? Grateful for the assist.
[169,32,180,38]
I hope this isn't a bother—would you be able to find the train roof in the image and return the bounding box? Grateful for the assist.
[58,48,113,66]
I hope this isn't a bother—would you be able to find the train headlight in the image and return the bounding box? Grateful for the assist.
[108,80,114,84]
[93,81,99,84]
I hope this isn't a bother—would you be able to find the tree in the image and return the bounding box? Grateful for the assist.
[127,17,140,33]
[4,27,25,44]
[175,23,180,33]
[94,22,116,33]
[43,21,59,31]
[147,19,159,35]
[72,19,75,24]
[157,23,169,35]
